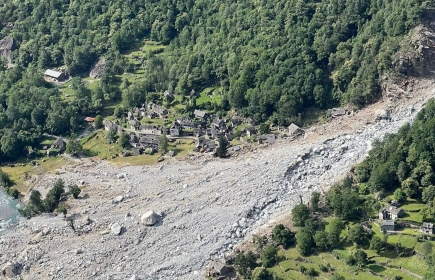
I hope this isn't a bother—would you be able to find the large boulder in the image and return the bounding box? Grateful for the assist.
[2,262,21,278]
[89,57,106,78]
[110,223,122,235]
[141,211,158,226]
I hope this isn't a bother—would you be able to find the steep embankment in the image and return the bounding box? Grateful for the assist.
[1,75,434,279]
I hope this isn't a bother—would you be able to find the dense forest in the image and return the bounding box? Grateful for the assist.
[0,0,427,161]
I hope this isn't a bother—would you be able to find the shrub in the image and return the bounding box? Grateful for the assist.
[7,188,19,199]
[69,184,81,199]
[260,245,277,267]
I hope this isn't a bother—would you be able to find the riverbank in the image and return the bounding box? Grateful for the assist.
[0,189,21,232]
[0,78,434,279]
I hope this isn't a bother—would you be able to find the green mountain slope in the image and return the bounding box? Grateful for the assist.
[0,0,428,160]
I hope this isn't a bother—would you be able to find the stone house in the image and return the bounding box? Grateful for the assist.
[379,204,404,220]
[207,261,233,279]
[127,111,134,121]
[103,120,117,131]
[258,134,276,144]
[194,109,208,120]
[245,126,257,137]
[420,222,434,234]
[245,117,255,126]
[152,105,169,118]
[327,108,347,117]
[139,124,164,135]
[169,123,182,137]
[129,134,159,151]
[230,116,242,127]
[128,119,140,130]
[44,69,67,82]
[211,118,225,129]
[381,220,396,232]
[51,138,65,151]
[177,118,197,129]
[289,123,304,136]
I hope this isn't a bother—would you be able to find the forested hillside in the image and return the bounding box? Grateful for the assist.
[0,0,427,160]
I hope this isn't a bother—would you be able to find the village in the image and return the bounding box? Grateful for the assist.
[39,66,315,157]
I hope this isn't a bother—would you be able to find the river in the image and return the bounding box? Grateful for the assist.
[0,189,20,232]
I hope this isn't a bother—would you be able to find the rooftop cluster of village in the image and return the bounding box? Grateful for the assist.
[100,100,306,156]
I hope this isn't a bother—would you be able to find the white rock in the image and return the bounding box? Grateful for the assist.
[112,196,124,204]
[141,211,158,226]
[110,223,122,235]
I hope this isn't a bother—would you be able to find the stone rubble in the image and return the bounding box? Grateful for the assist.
[0,80,434,279]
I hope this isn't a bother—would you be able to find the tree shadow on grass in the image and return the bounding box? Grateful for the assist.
[366,264,386,273]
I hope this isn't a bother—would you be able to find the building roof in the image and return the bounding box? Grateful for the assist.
[246,126,256,133]
[212,118,224,126]
[84,117,95,122]
[153,105,168,115]
[103,119,117,130]
[258,134,276,143]
[140,124,160,130]
[52,137,65,147]
[423,222,434,229]
[289,123,302,134]
[194,110,207,118]
[382,204,403,215]
[328,108,347,116]
[44,69,63,78]
[382,220,395,226]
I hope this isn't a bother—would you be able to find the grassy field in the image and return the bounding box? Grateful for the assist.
[1,156,71,194]
[267,247,422,280]
[196,86,222,105]
[81,131,123,159]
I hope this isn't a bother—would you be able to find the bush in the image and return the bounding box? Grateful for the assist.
[69,184,81,199]
[272,224,294,248]
[7,188,19,199]
[260,245,277,267]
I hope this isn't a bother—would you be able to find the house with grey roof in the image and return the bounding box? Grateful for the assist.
[212,118,225,129]
[139,124,163,135]
[152,105,168,118]
[128,119,140,130]
[245,126,257,137]
[379,204,404,220]
[103,119,117,131]
[420,222,434,234]
[381,220,396,232]
[327,108,347,117]
[288,123,303,136]
[194,109,208,120]
[44,69,67,82]
[51,138,66,151]
[258,134,276,144]
[230,116,242,127]
[169,123,182,137]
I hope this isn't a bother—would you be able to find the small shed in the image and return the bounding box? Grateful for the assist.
[44,69,66,82]
[327,108,347,117]
[381,220,396,232]
[84,117,95,123]
[288,123,303,136]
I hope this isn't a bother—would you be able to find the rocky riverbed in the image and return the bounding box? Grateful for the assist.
[1,79,434,280]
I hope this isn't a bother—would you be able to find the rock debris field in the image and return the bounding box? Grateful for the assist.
[1,79,435,280]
